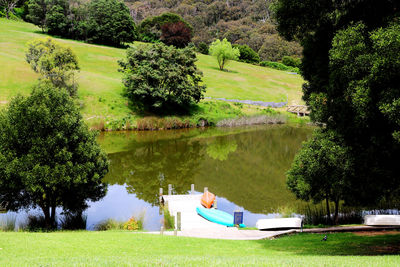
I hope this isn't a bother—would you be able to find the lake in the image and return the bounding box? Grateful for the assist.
[85,124,314,230]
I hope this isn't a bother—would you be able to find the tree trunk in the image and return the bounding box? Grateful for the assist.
[334,198,339,225]
[50,204,56,227]
[41,205,51,229]
[325,197,331,225]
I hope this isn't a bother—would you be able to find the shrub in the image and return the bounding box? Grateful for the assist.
[233,44,260,63]
[25,38,80,96]
[123,216,143,231]
[60,212,87,230]
[26,214,49,231]
[95,219,124,231]
[197,42,209,55]
[163,207,175,230]
[119,43,206,113]
[259,61,299,73]
[282,56,301,68]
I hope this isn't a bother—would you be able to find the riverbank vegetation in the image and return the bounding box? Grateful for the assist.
[0,231,399,265]
[0,18,305,130]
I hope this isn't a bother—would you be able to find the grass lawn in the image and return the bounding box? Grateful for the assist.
[0,231,399,266]
[0,19,305,128]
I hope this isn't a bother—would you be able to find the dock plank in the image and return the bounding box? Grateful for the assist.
[162,194,225,230]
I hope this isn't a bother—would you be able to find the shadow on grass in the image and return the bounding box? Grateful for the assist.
[208,67,239,74]
[258,232,400,256]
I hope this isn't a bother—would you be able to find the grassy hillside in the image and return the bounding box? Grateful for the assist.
[0,231,399,266]
[0,19,304,126]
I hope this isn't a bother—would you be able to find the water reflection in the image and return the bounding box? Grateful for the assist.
[94,125,313,229]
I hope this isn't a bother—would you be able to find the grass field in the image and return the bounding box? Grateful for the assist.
[0,231,399,266]
[0,19,304,127]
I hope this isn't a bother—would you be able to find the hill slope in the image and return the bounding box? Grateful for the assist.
[0,19,304,123]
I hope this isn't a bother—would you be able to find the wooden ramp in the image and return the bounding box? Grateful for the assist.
[162,194,225,230]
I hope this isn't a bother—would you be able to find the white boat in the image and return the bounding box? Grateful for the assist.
[364,215,400,226]
[256,217,302,230]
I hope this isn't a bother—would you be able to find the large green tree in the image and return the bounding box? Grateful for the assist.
[25,38,80,96]
[118,43,206,113]
[276,0,400,207]
[0,82,109,228]
[287,130,353,224]
[86,0,136,46]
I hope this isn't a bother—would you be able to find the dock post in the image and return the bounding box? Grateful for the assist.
[177,212,181,231]
[204,187,208,193]
[159,188,164,215]
[191,184,195,194]
[168,184,172,195]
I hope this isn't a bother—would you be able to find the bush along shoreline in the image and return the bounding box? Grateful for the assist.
[88,107,307,131]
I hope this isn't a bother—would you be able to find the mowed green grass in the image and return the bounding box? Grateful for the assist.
[0,19,304,121]
[0,231,399,266]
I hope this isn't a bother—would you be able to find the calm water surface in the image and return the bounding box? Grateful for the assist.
[85,124,314,230]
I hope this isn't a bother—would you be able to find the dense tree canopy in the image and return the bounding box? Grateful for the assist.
[27,0,137,47]
[25,38,80,96]
[86,0,137,46]
[0,82,109,228]
[277,0,400,207]
[118,43,206,113]
[209,38,240,70]
[128,0,301,61]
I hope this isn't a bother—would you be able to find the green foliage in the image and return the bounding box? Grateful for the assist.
[25,37,80,96]
[287,129,353,224]
[233,44,260,63]
[276,0,400,206]
[259,61,299,73]
[0,82,109,228]
[163,207,175,230]
[282,56,301,68]
[27,0,47,31]
[118,43,206,113]
[209,38,240,70]
[197,42,209,55]
[86,0,137,46]
[0,0,18,19]
[27,0,137,47]
[60,212,87,230]
[95,218,124,231]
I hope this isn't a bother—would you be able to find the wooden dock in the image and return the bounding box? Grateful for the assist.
[162,193,225,230]
[287,105,310,116]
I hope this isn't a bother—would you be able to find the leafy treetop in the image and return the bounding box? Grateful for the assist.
[209,38,240,71]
